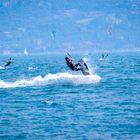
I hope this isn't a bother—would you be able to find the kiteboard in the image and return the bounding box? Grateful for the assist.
[78,59,90,75]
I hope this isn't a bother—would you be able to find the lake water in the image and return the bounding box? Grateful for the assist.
[0,52,140,140]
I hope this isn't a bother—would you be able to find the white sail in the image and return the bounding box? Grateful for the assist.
[24,48,28,55]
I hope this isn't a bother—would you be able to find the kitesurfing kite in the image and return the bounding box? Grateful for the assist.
[51,31,56,39]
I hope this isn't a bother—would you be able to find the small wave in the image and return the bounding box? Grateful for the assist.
[28,67,37,70]
[0,66,5,69]
[41,100,54,105]
[0,72,101,88]
[99,58,104,61]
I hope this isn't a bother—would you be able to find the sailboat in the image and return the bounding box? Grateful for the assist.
[24,48,28,55]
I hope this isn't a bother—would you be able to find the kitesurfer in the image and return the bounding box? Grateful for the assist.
[65,57,80,71]
[4,58,12,67]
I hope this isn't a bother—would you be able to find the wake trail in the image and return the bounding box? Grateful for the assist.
[0,72,101,88]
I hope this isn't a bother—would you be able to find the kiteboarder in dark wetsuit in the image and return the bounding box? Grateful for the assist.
[65,57,80,71]
[4,58,12,68]
[65,53,90,75]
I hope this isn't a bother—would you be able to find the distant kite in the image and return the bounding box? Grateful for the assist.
[107,27,112,35]
[51,31,56,39]
[2,0,18,8]
[3,31,12,37]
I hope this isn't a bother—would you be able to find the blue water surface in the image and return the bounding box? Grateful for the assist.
[0,52,140,140]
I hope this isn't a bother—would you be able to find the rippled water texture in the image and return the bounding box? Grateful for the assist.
[0,52,140,140]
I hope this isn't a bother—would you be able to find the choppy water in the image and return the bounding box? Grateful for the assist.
[0,52,140,140]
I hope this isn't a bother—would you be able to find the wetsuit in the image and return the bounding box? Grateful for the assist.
[65,57,80,71]
[5,59,12,67]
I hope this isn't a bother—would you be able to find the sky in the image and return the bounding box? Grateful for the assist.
[0,0,140,54]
